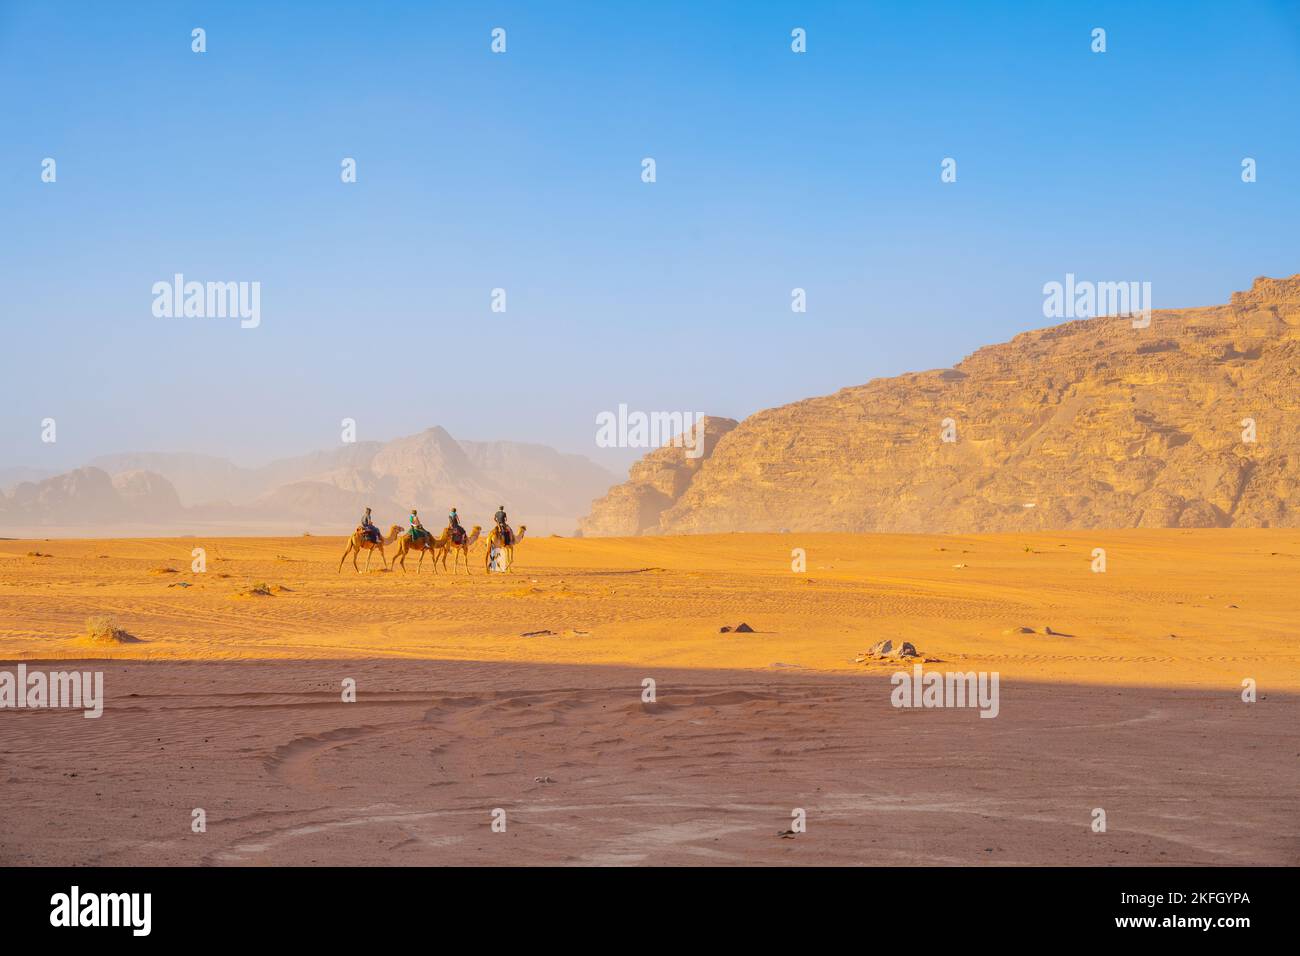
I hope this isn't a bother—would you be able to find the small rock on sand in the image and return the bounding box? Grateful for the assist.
[863,639,919,659]
[1003,625,1036,635]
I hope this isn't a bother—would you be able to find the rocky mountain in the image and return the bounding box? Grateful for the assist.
[583,275,1300,534]
[111,470,184,516]
[3,428,617,535]
[0,467,180,526]
[89,446,386,506]
[0,466,55,492]
[578,417,738,535]
[89,452,258,506]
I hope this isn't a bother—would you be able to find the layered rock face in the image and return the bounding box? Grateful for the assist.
[578,417,738,535]
[585,276,1300,534]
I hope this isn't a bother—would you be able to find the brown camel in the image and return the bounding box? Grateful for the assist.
[391,527,446,573]
[337,524,401,573]
[485,524,526,572]
[433,525,481,575]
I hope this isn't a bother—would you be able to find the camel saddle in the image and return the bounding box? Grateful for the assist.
[357,524,380,544]
[449,527,466,546]
[498,524,514,546]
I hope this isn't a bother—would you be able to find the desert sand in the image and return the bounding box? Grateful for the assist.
[0,530,1296,865]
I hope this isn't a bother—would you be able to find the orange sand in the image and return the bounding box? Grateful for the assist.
[1,530,1296,690]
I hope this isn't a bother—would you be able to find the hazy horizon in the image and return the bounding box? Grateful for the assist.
[0,425,626,480]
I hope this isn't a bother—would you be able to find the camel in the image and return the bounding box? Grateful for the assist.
[337,524,401,573]
[485,524,526,572]
[391,526,446,573]
[433,525,481,575]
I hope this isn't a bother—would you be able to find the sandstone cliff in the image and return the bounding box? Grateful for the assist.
[584,276,1300,534]
[578,417,738,535]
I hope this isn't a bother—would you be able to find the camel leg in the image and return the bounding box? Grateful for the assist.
[339,542,353,573]
[416,549,424,573]
[376,545,387,570]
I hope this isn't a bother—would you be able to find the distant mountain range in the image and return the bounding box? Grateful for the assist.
[14,275,1298,539]
[0,428,618,537]
[582,275,1300,534]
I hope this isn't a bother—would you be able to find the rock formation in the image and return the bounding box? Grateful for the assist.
[578,417,738,535]
[3,428,616,534]
[0,467,180,526]
[584,276,1300,534]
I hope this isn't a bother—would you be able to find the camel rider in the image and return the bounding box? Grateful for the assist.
[494,505,510,546]
[360,507,379,544]
[409,508,426,541]
[448,507,465,545]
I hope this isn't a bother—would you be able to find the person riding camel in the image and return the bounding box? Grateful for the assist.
[408,508,426,541]
[448,507,465,546]
[494,505,511,546]
[359,507,380,544]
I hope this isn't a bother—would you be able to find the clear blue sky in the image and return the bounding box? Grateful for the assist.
[2,0,1298,473]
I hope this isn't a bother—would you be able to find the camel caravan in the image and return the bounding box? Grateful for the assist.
[338,505,525,574]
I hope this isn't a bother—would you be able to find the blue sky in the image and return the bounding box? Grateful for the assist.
[2,0,1298,473]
